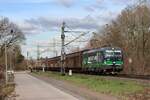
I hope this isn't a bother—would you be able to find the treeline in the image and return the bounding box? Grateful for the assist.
[88,3,150,75]
[0,17,25,85]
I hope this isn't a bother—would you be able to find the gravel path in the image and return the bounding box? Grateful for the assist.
[15,72,79,100]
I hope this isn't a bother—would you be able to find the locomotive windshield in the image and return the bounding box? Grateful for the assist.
[104,50,122,60]
[105,50,114,57]
[114,50,122,56]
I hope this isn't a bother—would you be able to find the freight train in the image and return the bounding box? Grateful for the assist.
[35,47,124,74]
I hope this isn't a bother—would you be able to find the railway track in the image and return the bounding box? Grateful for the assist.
[115,74,150,81]
[81,72,150,81]
[82,72,150,81]
[34,68,150,82]
[74,70,150,81]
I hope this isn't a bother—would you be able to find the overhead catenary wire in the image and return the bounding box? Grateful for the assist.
[65,24,91,42]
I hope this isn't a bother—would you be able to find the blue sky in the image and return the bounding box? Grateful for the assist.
[0,0,135,59]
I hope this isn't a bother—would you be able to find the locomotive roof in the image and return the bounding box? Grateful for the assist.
[83,47,122,54]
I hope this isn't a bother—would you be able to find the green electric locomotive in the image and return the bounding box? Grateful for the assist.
[82,47,123,73]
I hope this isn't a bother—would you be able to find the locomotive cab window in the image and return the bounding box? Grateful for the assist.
[105,50,114,57]
[87,52,98,63]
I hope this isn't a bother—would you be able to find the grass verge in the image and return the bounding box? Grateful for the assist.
[33,71,149,100]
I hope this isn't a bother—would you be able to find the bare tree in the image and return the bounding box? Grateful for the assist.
[0,17,25,56]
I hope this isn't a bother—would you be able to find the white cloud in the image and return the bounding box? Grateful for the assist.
[17,21,44,34]
[0,0,52,3]
[0,0,75,7]
[55,0,75,7]
[110,0,134,6]
[85,0,135,12]
[85,0,106,12]
[20,16,101,35]
[16,11,120,35]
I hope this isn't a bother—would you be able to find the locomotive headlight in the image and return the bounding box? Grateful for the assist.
[113,61,116,64]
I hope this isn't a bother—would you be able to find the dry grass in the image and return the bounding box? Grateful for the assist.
[0,83,15,99]
[126,88,150,100]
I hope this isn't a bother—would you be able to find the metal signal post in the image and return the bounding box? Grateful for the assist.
[60,22,90,75]
[61,22,66,75]
[5,43,8,84]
